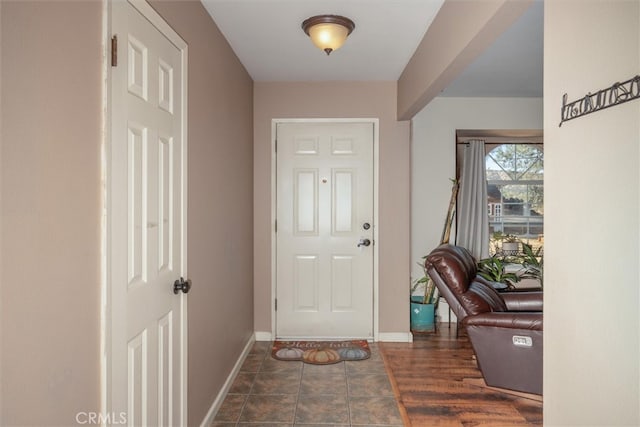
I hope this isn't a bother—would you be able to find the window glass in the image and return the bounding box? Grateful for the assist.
[486,144,543,255]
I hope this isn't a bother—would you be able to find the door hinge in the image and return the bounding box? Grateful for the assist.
[275,299,278,311]
[111,35,118,67]
[275,139,277,153]
[275,219,277,233]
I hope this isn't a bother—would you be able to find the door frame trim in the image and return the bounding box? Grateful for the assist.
[271,118,380,340]
[101,0,189,423]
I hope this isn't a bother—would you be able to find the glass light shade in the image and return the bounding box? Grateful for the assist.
[307,23,349,54]
[302,15,355,55]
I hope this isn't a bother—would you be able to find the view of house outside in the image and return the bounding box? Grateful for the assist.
[486,144,543,255]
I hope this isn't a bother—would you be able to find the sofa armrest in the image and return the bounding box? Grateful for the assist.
[463,312,543,331]
[501,292,543,312]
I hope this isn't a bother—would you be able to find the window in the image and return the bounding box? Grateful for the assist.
[486,144,543,254]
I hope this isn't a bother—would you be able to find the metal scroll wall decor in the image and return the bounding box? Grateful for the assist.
[560,74,640,127]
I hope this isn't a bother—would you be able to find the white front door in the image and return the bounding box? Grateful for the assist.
[276,122,374,339]
[109,1,187,425]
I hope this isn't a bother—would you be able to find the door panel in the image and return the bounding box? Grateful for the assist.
[276,122,374,338]
[331,255,355,310]
[333,169,355,233]
[294,169,318,234]
[110,1,186,425]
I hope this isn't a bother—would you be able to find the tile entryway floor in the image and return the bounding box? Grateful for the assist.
[211,341,404,426]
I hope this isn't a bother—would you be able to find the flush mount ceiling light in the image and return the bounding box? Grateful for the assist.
[302,15,355,56]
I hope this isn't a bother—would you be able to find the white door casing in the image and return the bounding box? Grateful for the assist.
[276,122,375,339]
[107,1,187,425]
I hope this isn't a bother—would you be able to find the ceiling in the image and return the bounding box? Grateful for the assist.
[441,0,543,97]
[200,0,543,98]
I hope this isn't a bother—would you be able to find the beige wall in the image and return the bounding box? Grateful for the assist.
[253,82,411,336]
[145,1,255,424]
[544,1,639,425]
[0,0,3,419]
[0,1,254,426]
[0,1,102,425]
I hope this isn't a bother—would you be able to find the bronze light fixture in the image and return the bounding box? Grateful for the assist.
[301,15,355,55]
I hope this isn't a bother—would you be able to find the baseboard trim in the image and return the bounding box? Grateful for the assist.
[377,332,413,342]
[254,331,273,341]
[257,331,408,342]
[199,333,256,427]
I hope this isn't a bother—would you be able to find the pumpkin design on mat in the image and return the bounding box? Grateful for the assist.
[337,347,369,360]
[302,348,341,364]
[274,347,305,360]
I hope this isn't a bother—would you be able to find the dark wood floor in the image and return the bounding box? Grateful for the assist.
[380,324,542,426]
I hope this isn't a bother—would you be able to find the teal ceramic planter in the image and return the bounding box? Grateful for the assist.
[410,297,435,332]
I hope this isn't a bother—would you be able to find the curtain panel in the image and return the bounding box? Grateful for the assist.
[457,140,489,259]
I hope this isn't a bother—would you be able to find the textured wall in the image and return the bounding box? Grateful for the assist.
[543,0,640,424]
[1,1,102,425]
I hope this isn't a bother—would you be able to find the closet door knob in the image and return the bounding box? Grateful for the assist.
[173,277,191,294]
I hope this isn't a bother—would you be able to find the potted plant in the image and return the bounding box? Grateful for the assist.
[492,232,520,255]
[477,255,521,290]
[491,231,520,255]
[410,261,438,332]
[520,243,543,288]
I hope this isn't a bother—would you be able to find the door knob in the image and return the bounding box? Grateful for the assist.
[173,277,191,294]
[357,238,371,247]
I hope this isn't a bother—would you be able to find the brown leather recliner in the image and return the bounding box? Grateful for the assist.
[425,244,543,395]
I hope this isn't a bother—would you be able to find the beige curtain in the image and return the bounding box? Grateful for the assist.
[457,140,489,259]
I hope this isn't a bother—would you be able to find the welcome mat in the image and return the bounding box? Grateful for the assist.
[272,340,371,365]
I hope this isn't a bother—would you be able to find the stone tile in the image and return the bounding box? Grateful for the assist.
[213,394,246,423]
[215,341,405,426]
[238,424,292,427]
[228,371,256,394]
[347,373,394,397]
[345,358,386,375]
[240,394,297,423]
[261,356,304,374]
[302,361,346,374]
[299,372,347,395]
[252,371,301,395]
[250,341,272,355]
[349,396,403,425]
[367,345,384,362]
[241,353,266,372]
[294,424,349,427]
[295,394,350,425]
